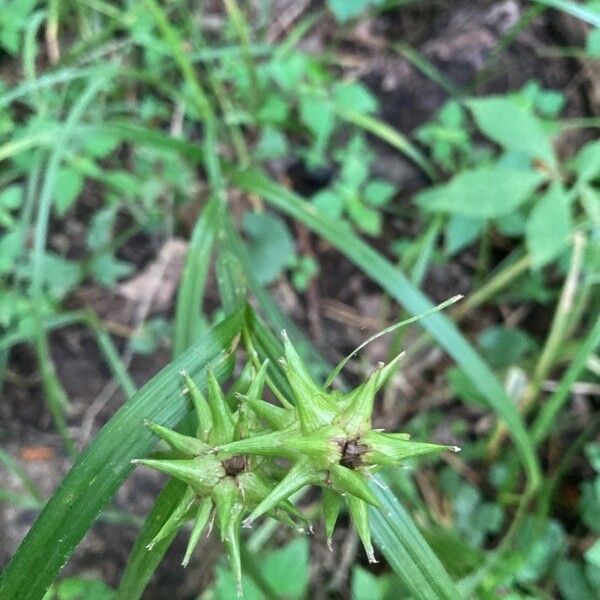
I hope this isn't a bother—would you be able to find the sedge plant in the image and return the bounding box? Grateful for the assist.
[133,328,458,594]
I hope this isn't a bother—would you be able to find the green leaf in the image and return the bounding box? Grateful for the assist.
[445,215,484,256]
[56,577,114,600]
[255,127,288,160]
[299,93,335,159]
[173,199,217,357]
[416,165,545,218]
[526,184,572,268]
[231,168,540,487]
[364,180,396,206]
[117,479,187,600]
[346,195,381,236]
[556,559,597,600]
[478,326,537,368]
[352,566,390,600]
[261,538,309,599]
[214,539,309,600]
[243,211,296,284]
[369,476,460,600]
[586,27,600,56]
[89,254,134,287]
[0,230,23,274]
[87,207,116,251]
[0,184,22,210]
[586,539,600,570]
[54,166,84,215]
[573,139,600,183]
[41,253,82,300]
[327,0,382,21]
[313,189,344,219]
[0,310,242,600]
[333,82,378,114]
[468,97,555,164]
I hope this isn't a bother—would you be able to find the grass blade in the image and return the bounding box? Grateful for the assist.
[370,475,460,600]
[173,199,218,357]
[231,168,540,489]
[116,479,187,600]
[0,310,243,600]
[337,110,438,181]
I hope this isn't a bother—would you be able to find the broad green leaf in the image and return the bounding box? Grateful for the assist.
[89,254,134,287]
[299,93,335,159]
[0,311,243,600]
[0,230,23,274]
[231,168,540,488]
[468,97,555,164]
[55,577,114,600]
[333,81,378,114]
[352,566,390,600]
[478,326,537,368]
[556,559,597,600]
[255,127,288,160]
[364,180,396,206]
[327,0,382,21]
[214,539,309,600]
[313,189,344,219]
[445,215,484,256]
[86,207,116,251]
[346,194,381,236]
[243,211,296,284]
[416,165,545,218]
[526,184,572,268]
[0,184,22,209]
[573,139,600,183]
[586,27,600,56]
[54,167,83,216]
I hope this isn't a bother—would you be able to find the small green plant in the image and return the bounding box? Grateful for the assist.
[133,331,455,593]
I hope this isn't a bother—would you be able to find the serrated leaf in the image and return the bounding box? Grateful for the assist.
[416,165,545,218]
[526,184,572,268]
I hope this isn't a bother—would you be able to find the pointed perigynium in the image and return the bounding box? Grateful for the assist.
[214,331,459,562]
[132,363,305,597]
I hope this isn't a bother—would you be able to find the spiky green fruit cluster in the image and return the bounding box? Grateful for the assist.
[134,332,457,593]
[132,363,308,596]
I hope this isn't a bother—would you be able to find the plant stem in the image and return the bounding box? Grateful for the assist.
[488,233,587,457]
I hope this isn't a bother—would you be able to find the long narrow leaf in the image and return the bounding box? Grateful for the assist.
[0,310,243,600]
[370,476,459,600]
[173,199,218,357]
[116,479,187,600]
[231,168,540,489]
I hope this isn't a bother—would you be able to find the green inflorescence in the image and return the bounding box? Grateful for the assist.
[133,331,458,595]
